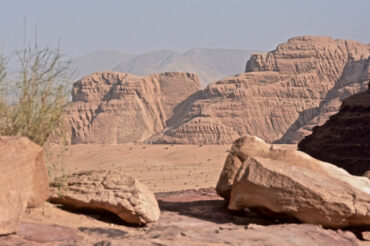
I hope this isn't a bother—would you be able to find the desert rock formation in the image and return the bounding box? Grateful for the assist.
[278,57,370,143]
[0,136,49,235]
[151,36,370,144]
[298,82,370,175]
[65,71,200,144]
[49,170,160,225]
[216,135,370,228]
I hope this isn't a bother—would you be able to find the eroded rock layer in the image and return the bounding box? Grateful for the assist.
[298,82,370,175]
[65,71,200,144]
[277,58,370,143]
[151,36,370,144]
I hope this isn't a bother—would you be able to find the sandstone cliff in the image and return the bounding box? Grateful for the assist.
[298,82,370,176]
[65,71,200,144]
[277,57,370,143]
[151,36,370,144]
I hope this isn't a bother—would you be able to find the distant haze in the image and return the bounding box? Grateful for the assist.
[70,48,257,86]
[0,0,369,58]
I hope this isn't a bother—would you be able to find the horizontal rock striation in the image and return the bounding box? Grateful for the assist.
[298,82,370,175]
[151,36,370,144]
[65,71,200,144]
[277,57,370,143]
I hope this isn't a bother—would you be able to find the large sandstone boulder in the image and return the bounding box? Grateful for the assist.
[151,36,370,144]
[65,71,200,144]
[0,136,49,235]
[298,82,370,175]
[216,135,370,228]
[49,170,160,225]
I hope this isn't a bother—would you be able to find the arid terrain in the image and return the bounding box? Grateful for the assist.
[2,143,366,246]
[0,34,369,245]
[48,144,231,192]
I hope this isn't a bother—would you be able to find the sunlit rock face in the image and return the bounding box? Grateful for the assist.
[151,36,370,144]
[65,71,200,144]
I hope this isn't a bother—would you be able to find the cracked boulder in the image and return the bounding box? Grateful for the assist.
[216,135,370,228]
[49,170,160,225]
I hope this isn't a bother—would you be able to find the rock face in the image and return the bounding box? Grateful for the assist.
[49,170,160,225]
[298,82,370,175]
[278,58,370,143]
[66,71,200,144]
[0,136,49,235]
[151,36,370,144]
[216,135,370,228]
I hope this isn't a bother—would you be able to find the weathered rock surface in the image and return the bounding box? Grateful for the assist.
[278,57,370,143]
[65,71,200,144]
[0,136,49,235]
[151,36,370,144]
[0,188,363,245]
[49,170,160,225]
[298,82,370,175]
[217,135,370,228]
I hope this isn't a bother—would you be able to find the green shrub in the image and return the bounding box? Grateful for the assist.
[0,46,69,146]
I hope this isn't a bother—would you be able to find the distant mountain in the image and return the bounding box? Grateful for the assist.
[69,50,134,79]
[112,48,256,86]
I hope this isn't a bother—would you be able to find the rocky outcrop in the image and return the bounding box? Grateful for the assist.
[0,136,49,235]
[298,82,370,175]
[216,135,370,228]
[277,58,370,143]
[151,36,370,144]
[49,170,160,225]
[65,71,200,144]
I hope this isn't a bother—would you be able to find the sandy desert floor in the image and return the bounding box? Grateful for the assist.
[45,143,297,192]
[22,143,294,229]
[46,143,231,192]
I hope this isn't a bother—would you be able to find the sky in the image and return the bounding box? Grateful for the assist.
[0,0,369,58]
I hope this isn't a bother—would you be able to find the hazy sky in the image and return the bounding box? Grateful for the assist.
[0,0,369,57]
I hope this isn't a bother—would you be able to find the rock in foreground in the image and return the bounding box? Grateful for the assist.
[49,170,160,225]
[298,82,370,175]
[0,188,362,245]
[217,135,370,228]
[0,136,49,235]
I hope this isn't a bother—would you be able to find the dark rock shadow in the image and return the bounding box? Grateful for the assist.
[156,189,299,226]
[54,204,143,227]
